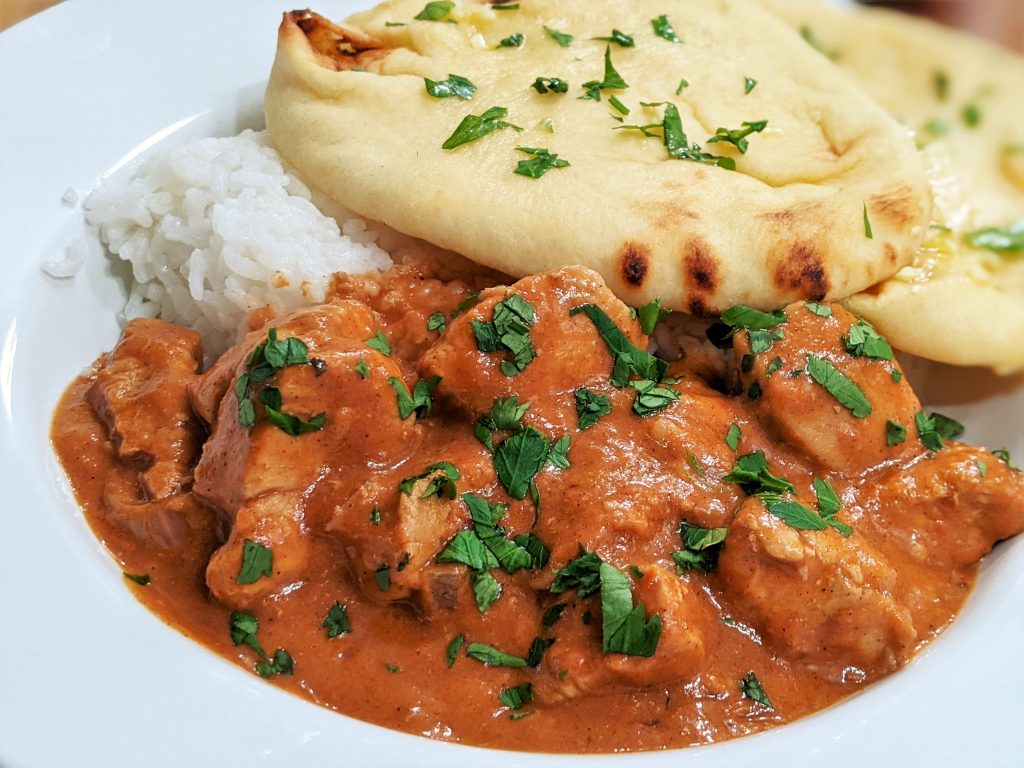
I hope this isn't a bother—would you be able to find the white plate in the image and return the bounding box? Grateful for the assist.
[0,2,1021,766]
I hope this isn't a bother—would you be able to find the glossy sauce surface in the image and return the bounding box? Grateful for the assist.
[51,264,1023,752]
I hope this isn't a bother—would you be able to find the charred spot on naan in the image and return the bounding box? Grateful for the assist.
[619,242,650,287]
[682,237,718,294]
[773,243,829,301]
[285,9,386,72]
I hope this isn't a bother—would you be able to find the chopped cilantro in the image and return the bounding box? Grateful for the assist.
[724,451,795,495]
[886,419,907,446]
[323,601,351,638]
[437,530,499,571]
[721,305,787,330]
[806,355,872,418]
[993,448,1021,471]
[494,427,550,499]
[256,649,294,678]
[446,634,465,667]
[424,73,476,100]
[569,303,667,386]
[544,26,573,47]
[472,293,537,375]
[575,387,612,430]
[812,477,852,536]
[387,375,439,420]
[675,78,689,95]
[466,642,528,667]
[977,460,988,477]
[550,548,603,597]
[725,423,741,451]
[374,564,391,592]
[427,312,447,334]
[686,453,706,476]
[741,671,773,708]
[964,220,1024,253]
[365,331,391,356]
[934,70,949,101]
[891,369,903,383]
[637,298,670,334]
[230,611,292,678]
[762,496,827,531]
[262,401,326,436]
[805,301,832,317]
[608,94,630,115]
[707,120,768,154]
[765,356,784,376]
[863,202,874,239]
[630,378,679,416]
[500,682,534,710]
[414,1,454,22]
[651,14,681,43]
[542,603,566,628]
[525,637,553,668]
[962,103,982,128]
[843,319,894,360]
[514,146,570,178]
[123,572,150,586]
[672,522,727,573]
[744,76,757,94]
[399,461,460,499]
[369,506,381,524]
[915,411,964,451]
[354,358,370,379]
[546,435,571,469]
[581,45,628,101]
[237,539,272,585]
[472,570,503,613]
[493,1,518,9]
[593,29,634,47]
[600,562,662,656]
[497,32,525,48]
[531,76,568,94]
[442,106,522,150]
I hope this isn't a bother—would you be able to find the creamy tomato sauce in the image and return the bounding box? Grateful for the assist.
[51,262,1023,752]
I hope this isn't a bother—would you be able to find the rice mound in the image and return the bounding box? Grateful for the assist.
[84,129,393,355]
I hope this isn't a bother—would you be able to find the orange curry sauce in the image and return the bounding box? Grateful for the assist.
[51,263,1024,752]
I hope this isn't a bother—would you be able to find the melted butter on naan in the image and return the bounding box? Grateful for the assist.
[760,0,1024,373]
[266,0,931,317]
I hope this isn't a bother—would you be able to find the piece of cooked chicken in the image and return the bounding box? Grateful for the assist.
[735,301,921,473]
[536,565,706,704]
[417,265,643,430]
[87,318,203,499]
[717,496,918,676]
[193,302,421,608]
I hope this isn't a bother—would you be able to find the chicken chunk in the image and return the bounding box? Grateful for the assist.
[863,445,1024,570]
[188,299,376,428]
[717,497,917,676]
[87,318,203,499]
[326,443,495,606]
[194,303,422,608]
[735,302,921,473]
[417,265,644,428]
[536,565,706,704]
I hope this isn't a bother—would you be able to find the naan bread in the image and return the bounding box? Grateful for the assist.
[265,0,931,317]
[760,0,1024,373]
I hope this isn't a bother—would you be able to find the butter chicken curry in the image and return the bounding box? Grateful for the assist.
[52,264,1024,752]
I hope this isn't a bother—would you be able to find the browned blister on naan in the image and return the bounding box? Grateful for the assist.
[265,0,932,317]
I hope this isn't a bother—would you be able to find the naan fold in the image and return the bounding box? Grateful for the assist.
[760,0,1024,373]
[265,0,931,317]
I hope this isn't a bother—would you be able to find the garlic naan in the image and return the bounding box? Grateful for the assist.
[265,0,931,317]
[760,0,1024,373]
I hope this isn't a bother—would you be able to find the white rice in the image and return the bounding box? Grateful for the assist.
[80,129,393,355]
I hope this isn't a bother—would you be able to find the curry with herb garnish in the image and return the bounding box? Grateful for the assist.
[52,264,1024,752]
